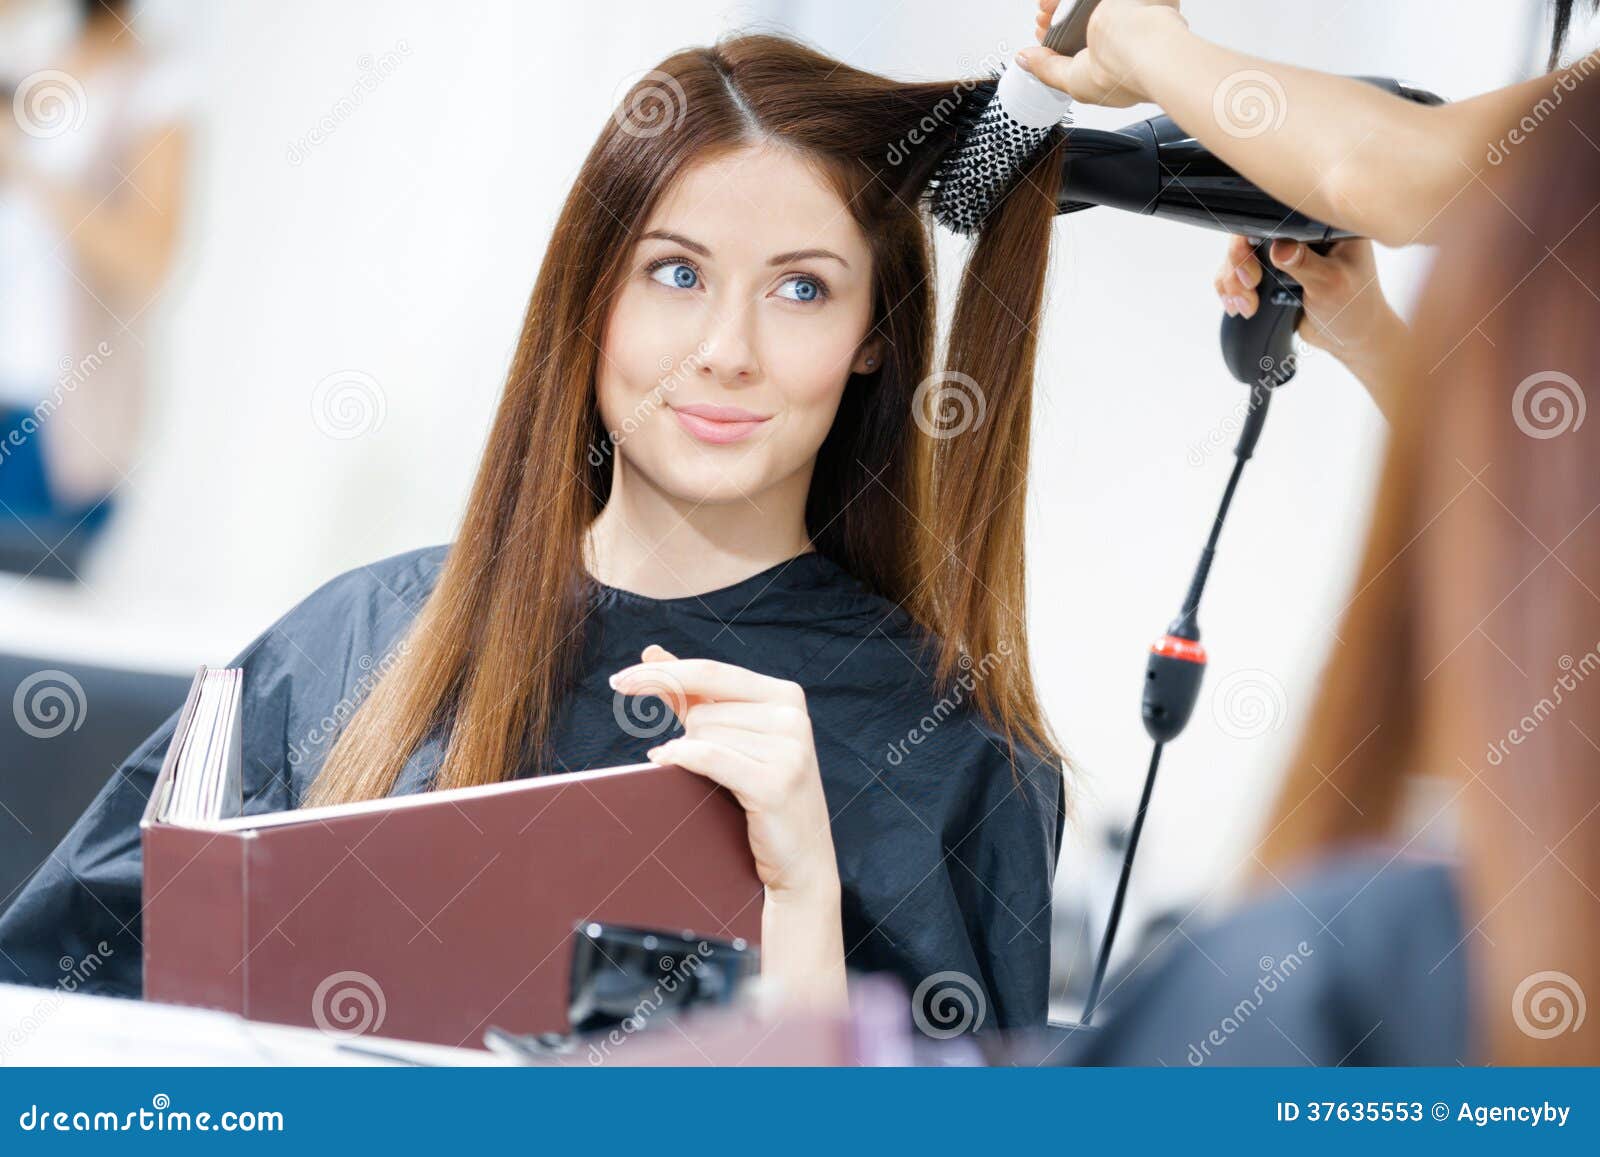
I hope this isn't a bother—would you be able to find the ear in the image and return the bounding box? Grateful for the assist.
[850,336,885,375]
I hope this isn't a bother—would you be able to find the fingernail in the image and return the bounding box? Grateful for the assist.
[1224,296,1242,316]
[1281,243,1304,267]
[1014,49,1032,70]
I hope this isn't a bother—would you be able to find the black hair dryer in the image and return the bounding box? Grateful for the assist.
[1056,76,1444,389]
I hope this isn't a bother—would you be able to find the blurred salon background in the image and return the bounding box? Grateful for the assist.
[1,0,1589,1021]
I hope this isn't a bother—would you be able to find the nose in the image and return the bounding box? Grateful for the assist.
[696,298,761,385]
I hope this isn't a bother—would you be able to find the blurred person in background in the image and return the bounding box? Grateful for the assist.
[0,0,191,576]
[1069,57,1600,1068]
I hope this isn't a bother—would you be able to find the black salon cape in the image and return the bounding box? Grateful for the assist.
[0,546,1065,1030]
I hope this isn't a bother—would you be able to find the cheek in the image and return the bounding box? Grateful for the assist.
[595,286,685,431]
[760,308,872,429]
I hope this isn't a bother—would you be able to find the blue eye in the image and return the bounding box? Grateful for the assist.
[649,260,699,290]
[776,276,827,303]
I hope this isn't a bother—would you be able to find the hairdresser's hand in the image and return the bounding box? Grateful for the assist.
[1016,0,1187,108]
[1216,236,1410,421]
[610,643,847,1010]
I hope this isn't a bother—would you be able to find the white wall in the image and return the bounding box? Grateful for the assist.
[0,1,1549,956]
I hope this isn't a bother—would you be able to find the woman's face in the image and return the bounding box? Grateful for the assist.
[595,142,881,507]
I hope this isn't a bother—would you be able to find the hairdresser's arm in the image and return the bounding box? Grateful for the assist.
[1216,236,1409,422]
[610,645,849,1013]
[1020,0,1595,248]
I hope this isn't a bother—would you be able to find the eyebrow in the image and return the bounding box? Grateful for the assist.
[639,229,850,270]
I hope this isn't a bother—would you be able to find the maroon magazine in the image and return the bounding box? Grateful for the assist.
[141,759,763,1050]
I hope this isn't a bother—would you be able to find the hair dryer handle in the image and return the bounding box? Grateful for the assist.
[1220,239,1334,387]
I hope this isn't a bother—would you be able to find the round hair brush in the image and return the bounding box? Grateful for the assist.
[928,0,1102,235]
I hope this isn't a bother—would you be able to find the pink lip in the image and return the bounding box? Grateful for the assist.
[673,402,769,422]
[671,403,771,445]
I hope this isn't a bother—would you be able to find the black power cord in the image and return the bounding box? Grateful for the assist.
[1075,229,1333,1026]
[1080,370,1279,1026]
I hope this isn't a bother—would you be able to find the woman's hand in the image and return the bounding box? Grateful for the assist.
[1016,0,1187,108]
[609,643,848,1011]
[1215,236,1410,421]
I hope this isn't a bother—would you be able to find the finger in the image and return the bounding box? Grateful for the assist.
[683,699,808,738]
[611,658,802,707]
[676,723,793,763]
[1013,46,1075,93]
[1036,0,1060,41]
[1315,238,1374,275]
[613,656,698,725]
[1268,238,1301,268]
[618,644,692,724]
[1226,234,1257,277]
[1227,238,1262,289]
[1217,280,1258,317]
[646,737,765,799]
[1216,260,1254,299]
[1270,241,1345,295]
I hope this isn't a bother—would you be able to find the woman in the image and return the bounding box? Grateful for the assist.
[0,0,191,573]
[0,34,1070,1031]
[1022,0,1599,423]
[1074,57,1600,1066]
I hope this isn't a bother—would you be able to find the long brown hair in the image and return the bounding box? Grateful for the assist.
[304,34,1069,808]
[1258,75,1600,1064]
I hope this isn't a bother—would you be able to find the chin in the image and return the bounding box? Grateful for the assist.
[636,452,775,505]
